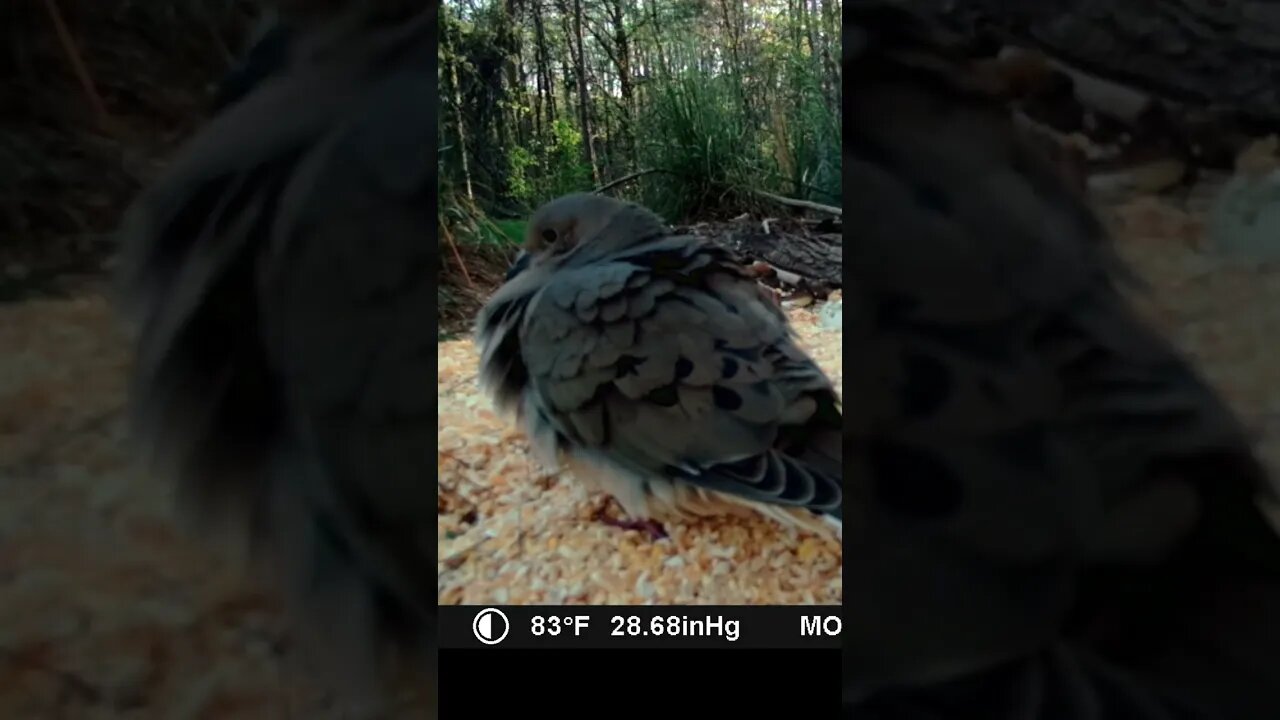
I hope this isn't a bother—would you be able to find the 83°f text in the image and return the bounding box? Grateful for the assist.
[531,615,591,636]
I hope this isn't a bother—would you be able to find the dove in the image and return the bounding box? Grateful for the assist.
[211,12,295,112]
[114,4,436,714]
[475,192,842,539]
[844,4,1280,719]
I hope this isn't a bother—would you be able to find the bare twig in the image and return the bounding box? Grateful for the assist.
[748,189,842,216]
[594,168,664,194]
[594,171,842,219]
[41,0,113,134]
[439,222,476,290]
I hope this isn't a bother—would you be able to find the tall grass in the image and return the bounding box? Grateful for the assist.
[635,74,753,220]
[632,55,840,221]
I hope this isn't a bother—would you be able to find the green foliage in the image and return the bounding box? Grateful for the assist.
[542,119,593,199]
[506,145,537,206]
[490,219,527,246]
[442,0,841,228]
[503,119,591,210]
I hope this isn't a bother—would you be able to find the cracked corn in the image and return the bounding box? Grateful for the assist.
[438,304,845,605]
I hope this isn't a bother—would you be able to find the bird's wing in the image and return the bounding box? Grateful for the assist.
[844,1,1279,694]
[116,10,435,709]
[514,236,842,516]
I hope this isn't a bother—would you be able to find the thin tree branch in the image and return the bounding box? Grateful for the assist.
[440,222,477,290]
[594,167,664,193]
[747,189,842,216]
[41,0,112,135]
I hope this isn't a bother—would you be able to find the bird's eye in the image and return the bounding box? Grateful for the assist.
[541,228,558,244]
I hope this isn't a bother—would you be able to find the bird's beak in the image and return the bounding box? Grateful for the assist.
[505,250,531,281]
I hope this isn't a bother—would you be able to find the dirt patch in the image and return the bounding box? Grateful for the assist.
[437,239,516,338]
[0,297,430,717]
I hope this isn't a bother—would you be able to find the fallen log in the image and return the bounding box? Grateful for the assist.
[913,0,1280,127]
[726,226,842,290]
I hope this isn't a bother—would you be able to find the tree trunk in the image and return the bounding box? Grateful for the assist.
[570,0,601,185]
[533,0,555,141]
[789,0,803,58]
[819,0,840,113]
[917,0,1280,125]
[503,0,526,151]
[557,3,577,136]
[445,28,475,201]
[608,0,637,169]
[647,0,670,78]
[718,0,753,127]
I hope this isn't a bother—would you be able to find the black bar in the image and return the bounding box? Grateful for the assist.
[439,605,842,649]
[441,648,842,714]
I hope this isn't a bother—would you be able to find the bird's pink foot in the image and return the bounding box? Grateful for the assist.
[604,517,668,540]
[591,501,668,540]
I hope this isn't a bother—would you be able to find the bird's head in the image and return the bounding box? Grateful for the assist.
[520,192,669,270]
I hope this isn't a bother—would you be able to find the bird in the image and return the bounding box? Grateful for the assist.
[210,12,296,112]
[114,4,436,714]
[475,192,842,540]
[844,3,1280,718]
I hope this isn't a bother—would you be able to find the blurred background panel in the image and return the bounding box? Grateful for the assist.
[0,2,428,717]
